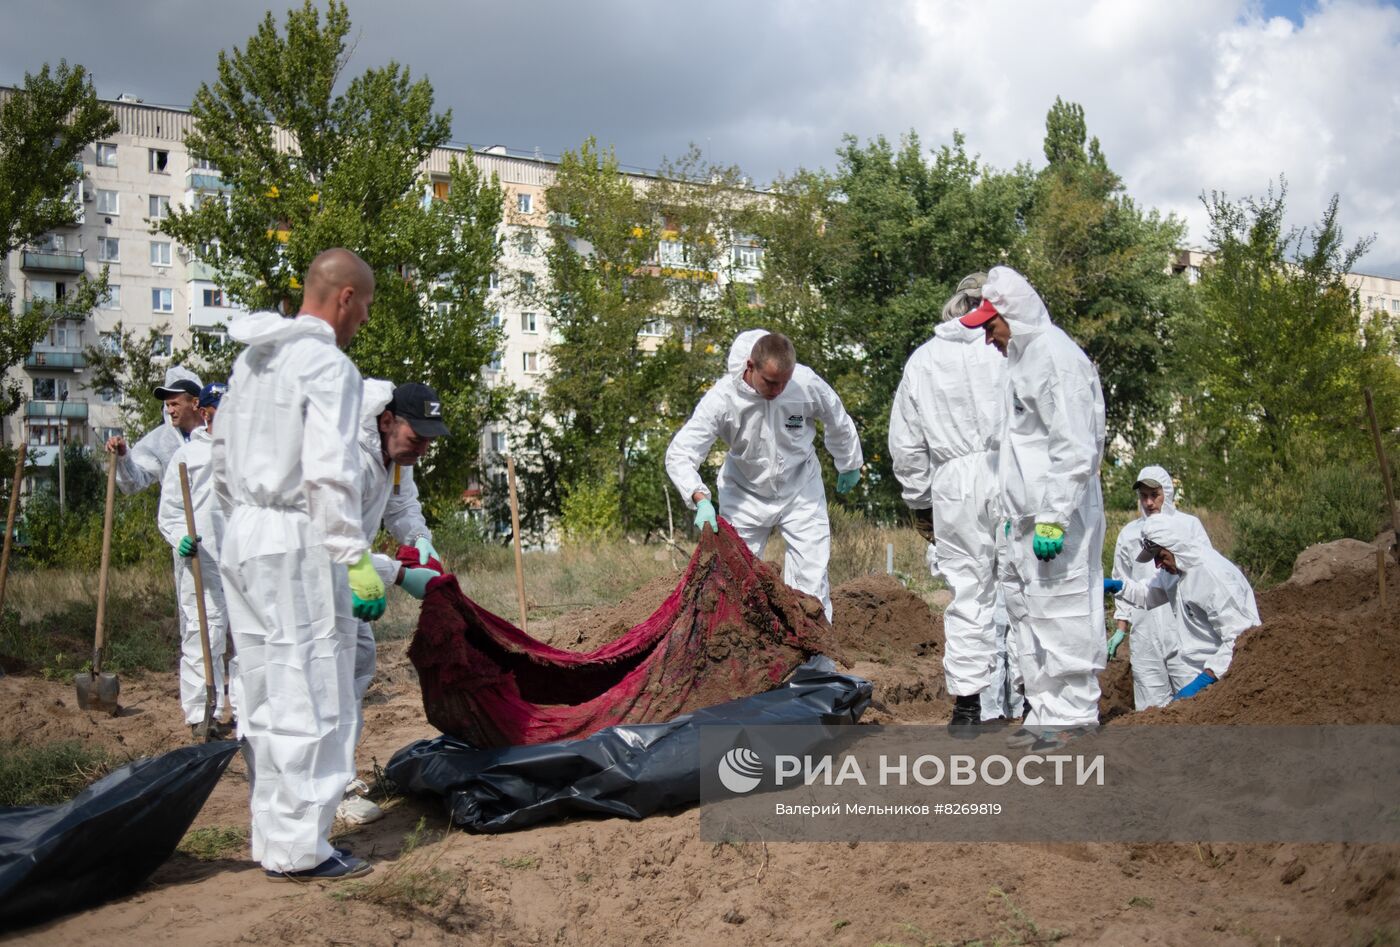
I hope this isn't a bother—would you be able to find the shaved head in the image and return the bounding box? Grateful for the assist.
[299,248,375,348]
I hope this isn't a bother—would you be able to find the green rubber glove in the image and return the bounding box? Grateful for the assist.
[413,535,439,567]
[835,469,861,494]
[1107,629,1127,660]
[1032,523,1065,561]
[399,566,436,601]
[348,552,387,621]
[177,535,199,558]
[694,498,718,533]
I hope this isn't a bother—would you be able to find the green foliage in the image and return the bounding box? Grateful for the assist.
[82,322,186,435]
[0,582,176,676]
[1230,457,1387,585]
[0,61,116,415]
[1019,98,1190,455]
[1166,183,1400,504]
[159,0,506,515]
[177,825,248,860]
[0,741,113,807]
[559,477,623,546]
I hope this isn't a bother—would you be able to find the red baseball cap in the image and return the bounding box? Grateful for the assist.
[959,298,999,329]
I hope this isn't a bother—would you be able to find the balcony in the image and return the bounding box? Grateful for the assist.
[25,399,88,420]
[25,349,86,371]
[186,170,231,192]
[21,250,86,274]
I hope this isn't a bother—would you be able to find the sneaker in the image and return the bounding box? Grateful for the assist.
[1006,726,1040,749]
[1028,725,1098,753]
[265,853,372,883]
[336,780,384,825]
[947,694,983,740]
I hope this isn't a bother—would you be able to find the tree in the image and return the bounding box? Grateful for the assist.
[1018,98,1190,455]
[526,139,744,534]
[1166,183,1400,502]
[0,62,116,414]
[160,0,506,516]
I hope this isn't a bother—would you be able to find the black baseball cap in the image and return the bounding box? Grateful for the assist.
[152,379,201,400]
[388,382,449,437]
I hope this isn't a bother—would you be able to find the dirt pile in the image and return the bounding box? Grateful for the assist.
[1124,537,1400,726]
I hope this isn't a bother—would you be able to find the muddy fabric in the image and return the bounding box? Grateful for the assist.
[409,519,845,748]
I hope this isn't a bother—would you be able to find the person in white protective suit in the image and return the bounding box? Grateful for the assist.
[665,330,863,620]
[889,272,1010,736]
[1105,513,1259,702]
[157,382,234,739]
[339,379,447,825]
[960,266,1107,751]
[105,364,205,492]
[1109,465,1212,708]
[212,248,386,883]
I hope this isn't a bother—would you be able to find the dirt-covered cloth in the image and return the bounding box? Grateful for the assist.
[408,519,846,748]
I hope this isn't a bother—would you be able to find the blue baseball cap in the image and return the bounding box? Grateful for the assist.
[198,382,228,409]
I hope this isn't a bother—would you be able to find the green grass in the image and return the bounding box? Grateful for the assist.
[0,741,113,807]
[498,854,541,870]
[177,825,248,860]
[0,577,178,678]
[329,817,458,909]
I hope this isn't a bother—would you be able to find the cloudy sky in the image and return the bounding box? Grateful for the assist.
[4,0,1398,275]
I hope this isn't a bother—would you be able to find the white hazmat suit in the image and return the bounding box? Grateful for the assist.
[1111,465,1211,708]
[212,311,366,874]
[157,428,230,725]
[1114,514,1260,681]
[352,379,433,710]
[889,318,1006,699]
[665,329,863,619]
[984,267,1107,729]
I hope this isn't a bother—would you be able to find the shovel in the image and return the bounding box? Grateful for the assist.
[177,462,218,741]
[0,443,27,621]
[75,451,120,714]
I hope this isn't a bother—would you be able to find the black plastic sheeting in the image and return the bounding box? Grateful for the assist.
[387,656,871,832]
[0,740,239,930]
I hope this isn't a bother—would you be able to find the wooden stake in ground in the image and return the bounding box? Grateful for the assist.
[0,443,27,619]
[507,455,528,634]
[1364,387,1398,562]
[1379,547,1389,612]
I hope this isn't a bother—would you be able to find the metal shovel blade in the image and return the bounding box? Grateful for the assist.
[74,670,121,715]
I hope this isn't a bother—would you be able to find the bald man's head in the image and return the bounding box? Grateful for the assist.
[300,248,375,348]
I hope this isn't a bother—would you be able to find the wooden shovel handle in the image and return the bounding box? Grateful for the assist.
[93,451,117,673]
[178,463,216,693]
[0,443,26,617]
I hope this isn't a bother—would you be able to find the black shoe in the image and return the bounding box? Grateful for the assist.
[947,694,983,739]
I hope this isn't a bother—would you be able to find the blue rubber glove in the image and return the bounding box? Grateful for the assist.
[1032,523,1065,561]
[1103,578,1124,594]
[694,498,718,533]
[348,552,387,621]
[413,535,439,567]
[1173,671,1215,701]
[1107,629,1126,660]
[177,535,199,558]
[835,469,861,494]
[399,566,436,601]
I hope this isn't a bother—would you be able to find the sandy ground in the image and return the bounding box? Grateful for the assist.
[2,540,1399,945]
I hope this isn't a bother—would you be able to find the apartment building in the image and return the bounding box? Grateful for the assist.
[0,93,765,481]
[1172,248,1400,314]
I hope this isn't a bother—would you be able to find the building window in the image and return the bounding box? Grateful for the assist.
[101,284,121,309]
[152,288,173,312]
[487,351,503,372]
[148,195,171,220]
[33,377,69,400]
[517,192,532,214]
[491,432,507,454]
[98,426,122,442]
[202,288,225,308]
[192,157,217,172]
[520,273,537,294]
[732,243,763,269]
[152,334,173,356]
[489,271,500,291]
[193,328,228,353]
[488,311,504,329]
[522,351,539,373]
[516,231,537,255]
[97,237,119,262]
[1392,299,1399,312]
[95,189,119,215]
[521,312,538,333]
[50,321,81,348]
[640,319,667,337]
[150,241,172,267]
[99,332,120,354]
[95,143,117,167]
[99,387,120,404]
[432,180,451,202]
[149,149,170,174]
